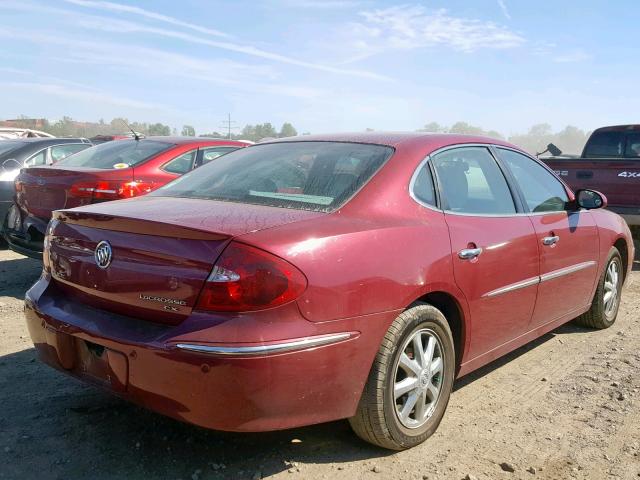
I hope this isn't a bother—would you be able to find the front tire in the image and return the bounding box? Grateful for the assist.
[574,247,623,329]
[349,303,455,450]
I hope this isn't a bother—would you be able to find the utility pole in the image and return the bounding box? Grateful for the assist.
[219,113,238,139]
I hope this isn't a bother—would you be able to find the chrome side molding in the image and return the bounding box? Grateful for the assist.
[539,261,596,283]
[483,261,597,298]
[483,276,540,298]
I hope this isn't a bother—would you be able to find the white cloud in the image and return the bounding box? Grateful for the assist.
[553,50,591,63]
[0,81,168,111]
[278,0,363,8]
[62,0,229,38]
[497,0,511,20]
[0,28,327,100]
[71,15,390,81]
[0,0,388,81]
[343,4,525,61]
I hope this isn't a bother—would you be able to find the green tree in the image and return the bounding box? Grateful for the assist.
[278,122,297,138]
[148,123,171,136]
[419,122,446,133]
[181,125,196,136]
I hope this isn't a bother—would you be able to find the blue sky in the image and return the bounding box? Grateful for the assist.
[0,0,637,135]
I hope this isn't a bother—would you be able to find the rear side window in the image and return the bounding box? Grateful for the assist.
[50,144,90,162]
[497,148,568,212]
[432,147,515,214]
[55,140,173,169]
[162,149,197,175]
[412,163,436,207]
[153,142,394,212]
[25,150,46,166]
[200,146,239,164]
[583,131,624,158]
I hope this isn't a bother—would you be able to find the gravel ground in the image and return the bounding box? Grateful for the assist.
[1,248,639,480]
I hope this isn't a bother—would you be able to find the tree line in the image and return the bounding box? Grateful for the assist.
[416,121,590,156]
[4,115,591,155]
[3,116,299,143]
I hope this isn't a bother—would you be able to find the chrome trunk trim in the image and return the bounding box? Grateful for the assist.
[175,332,356,357]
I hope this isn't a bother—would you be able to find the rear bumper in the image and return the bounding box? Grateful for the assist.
[24,275,394,432]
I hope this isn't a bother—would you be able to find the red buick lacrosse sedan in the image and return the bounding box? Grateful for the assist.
[25,133,633,450]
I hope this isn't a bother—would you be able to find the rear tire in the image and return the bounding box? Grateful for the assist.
[349,303,455,450]
[574,248,623,329]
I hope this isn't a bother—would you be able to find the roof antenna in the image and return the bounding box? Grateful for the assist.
[119,119,141,141]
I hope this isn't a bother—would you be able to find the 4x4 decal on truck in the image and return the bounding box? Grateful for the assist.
[618,171,640,178]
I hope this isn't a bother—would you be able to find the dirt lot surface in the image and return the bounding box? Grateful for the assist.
[1,249,639,480]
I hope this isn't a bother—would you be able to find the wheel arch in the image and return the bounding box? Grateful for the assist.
[613,236,629,281]
[411,291,468,373]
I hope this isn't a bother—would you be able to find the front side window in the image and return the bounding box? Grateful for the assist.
[153,142,394,212]
[432,147,515,214]
[497,148,569,213]
[162,149,197,174]
[55,140,173,169]
[50,144,90,162]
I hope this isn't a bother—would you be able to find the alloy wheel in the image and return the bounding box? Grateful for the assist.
[393,328,444,429]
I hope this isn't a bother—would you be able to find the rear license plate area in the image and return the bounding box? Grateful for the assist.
[73,339,129,393]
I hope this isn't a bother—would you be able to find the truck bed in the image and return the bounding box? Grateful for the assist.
[542,156,640,226]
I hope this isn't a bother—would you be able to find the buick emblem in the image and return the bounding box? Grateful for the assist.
[94,240,113,269]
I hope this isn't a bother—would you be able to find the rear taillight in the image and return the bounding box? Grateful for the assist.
[196,242,307,312]
[69,180,155,200]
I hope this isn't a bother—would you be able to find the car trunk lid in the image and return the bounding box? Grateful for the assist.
[16,166,134,220]
[46,197,323,324]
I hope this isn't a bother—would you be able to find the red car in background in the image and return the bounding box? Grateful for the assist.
[5,137,246,258]
[24,133,632,450]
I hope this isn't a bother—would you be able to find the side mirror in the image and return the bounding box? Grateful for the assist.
[576,189,607,210]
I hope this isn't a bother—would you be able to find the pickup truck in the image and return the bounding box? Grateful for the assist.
[541,125,640,231]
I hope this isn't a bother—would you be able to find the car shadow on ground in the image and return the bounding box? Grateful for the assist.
[0,347,391,480]
[0,322,596,479]
[454,322,589,392]
[0,256,41,300]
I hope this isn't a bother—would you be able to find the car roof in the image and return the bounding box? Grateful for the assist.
[592,125,640,133]
[139,136,246,145]
[260,132,509,149]
[7,137,89,145]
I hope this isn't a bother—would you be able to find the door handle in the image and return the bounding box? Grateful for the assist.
[542,235,560,245]
[458,248,482,260]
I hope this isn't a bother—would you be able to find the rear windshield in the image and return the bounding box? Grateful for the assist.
[624,132,640,157]
[0,141,26,158]
[583,131,624,158]
[55,139,173,169]
[152,141,394,211]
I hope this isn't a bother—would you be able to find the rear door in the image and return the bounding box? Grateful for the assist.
[431,146,539,360]
[496,148,599,328]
